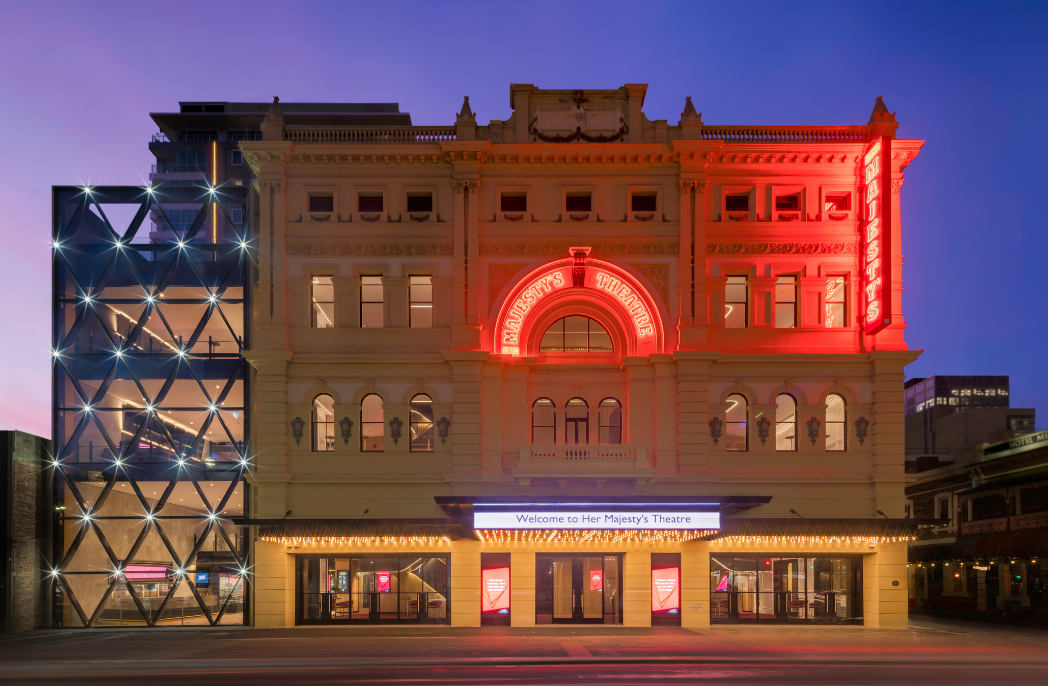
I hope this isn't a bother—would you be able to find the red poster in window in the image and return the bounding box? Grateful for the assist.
[651,567,680,612]
[481,567,510,612]
[590,570,603,592]
[376,571,391,593]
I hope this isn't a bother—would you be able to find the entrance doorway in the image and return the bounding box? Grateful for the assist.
[710,554,862,624]
[536,554,622,624]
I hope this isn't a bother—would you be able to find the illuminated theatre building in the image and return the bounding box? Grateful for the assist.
[51,84,924,630]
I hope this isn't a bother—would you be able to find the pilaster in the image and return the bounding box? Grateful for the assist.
[443,351,489,474]
[651,354,679,474]
[674,351,719,474]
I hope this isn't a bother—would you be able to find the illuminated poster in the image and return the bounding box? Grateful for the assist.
[861,136,892,335]
[590,570,604,592]
[651,567,680,612]
[481,567,511,612]
[376,571,391,593]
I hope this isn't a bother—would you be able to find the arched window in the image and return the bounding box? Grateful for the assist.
[775,394,797,452]
[726,394,747,452]
[565,398,589,445]
[598,398,622,444]
[360,394,384,452]
[532,398,555,443]
[539,316,612,353]
[410,393,435,452]
[312,394,334,452]
[826,394,846,451]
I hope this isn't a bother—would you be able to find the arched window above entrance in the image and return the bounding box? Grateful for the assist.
[539,316,613,353]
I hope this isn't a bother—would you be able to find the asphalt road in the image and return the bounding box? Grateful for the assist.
[1,617,1046,685]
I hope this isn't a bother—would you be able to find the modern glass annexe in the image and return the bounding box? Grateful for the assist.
[51,185,254,627]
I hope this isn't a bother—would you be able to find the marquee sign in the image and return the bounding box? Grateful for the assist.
[861,136,892,335]
[497,256,659,356]
[472,504,720,530]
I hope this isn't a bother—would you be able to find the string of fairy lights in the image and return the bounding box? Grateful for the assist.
[474,529,718,544]
[260,535,452,548]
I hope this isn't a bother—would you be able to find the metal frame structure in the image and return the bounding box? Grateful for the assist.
[50,184,254,627]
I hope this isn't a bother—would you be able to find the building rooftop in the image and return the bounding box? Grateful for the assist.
[150,101,412,139]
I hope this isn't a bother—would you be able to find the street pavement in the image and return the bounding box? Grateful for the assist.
[1,616,1046,684]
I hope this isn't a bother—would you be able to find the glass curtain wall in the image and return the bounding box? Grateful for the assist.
[297,555,449,624]
[51,185,253,627]
[710,554,862,624]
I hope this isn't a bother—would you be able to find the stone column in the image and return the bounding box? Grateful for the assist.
[510,551,536,626]
[443,351,489,474]
[681,543,710,628]
[452,181,467,324]
[466,180,480,324]
[333,276,359,329]
[799,276,825,328]
[501,358,533,465]
[246,350,292,518]
[623,551,651,626]
[651,354,679,475]
[750,276,777,328]
[480,358,503,474]
[450,540,480,627]
[675,352,719,474]
[382,277,409,328]
[677,180,694,326]
[869,351,918,516]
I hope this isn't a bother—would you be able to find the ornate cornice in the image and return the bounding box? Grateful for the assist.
[256,180,283,193]
[287,242,453,256]
[706,242,857,255]
[678,179,708,195]
[480,241,679,257]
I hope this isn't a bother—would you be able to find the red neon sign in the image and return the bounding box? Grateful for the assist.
[497,261,658,356]
[376,571,391,593]
[861,136,892,335]
[481,567,510,612]
[651,567,680,612]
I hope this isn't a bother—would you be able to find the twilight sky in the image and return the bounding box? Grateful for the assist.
[1,1,1045,438]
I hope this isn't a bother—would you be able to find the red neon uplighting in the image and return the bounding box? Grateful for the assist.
[861,136,892,335]
[651,567,680,612]
[481,567,510,612]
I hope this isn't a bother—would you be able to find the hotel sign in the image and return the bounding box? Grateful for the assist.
[861,136,892,335]
[473,507,720,530]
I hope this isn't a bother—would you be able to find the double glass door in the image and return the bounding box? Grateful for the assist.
[537,555,622,624]
[710,554,861,624]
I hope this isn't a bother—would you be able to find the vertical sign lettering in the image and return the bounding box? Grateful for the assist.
[862,136,892,335]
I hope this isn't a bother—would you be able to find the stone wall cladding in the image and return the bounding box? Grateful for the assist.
[3,431,50,633]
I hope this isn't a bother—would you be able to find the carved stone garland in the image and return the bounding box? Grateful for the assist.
[339,417,353,445]
[389,417,403,446]
[708,417,723,446]
[290,417,305,445]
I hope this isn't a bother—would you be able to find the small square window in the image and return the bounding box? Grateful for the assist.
[501,192,527,212]
[358,195,383,213]
[725,194,749,212]
[565,192,591,212]
[309,195,333,213]
[631,192,657,212]
[230,208,243,227]
[824,193,851,212]
[406,193,432,213]
[775,194,800,211]
[231,150,243,166]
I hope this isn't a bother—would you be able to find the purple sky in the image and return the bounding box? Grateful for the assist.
[2,1,1046,438]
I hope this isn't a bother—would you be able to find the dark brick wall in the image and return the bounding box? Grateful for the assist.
[3,431,50,633]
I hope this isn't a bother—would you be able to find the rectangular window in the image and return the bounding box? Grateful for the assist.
[230,208,243,228]
[725,276,747,328]
[775,277,796,328]
[311,276,334,328]
[358,195,383,213]
[725,194,749,212]
[775,194,800,211]
[230,150,243,166]
[937,497,951,522]
[565,192,592,212]
[406,193,433,213]
[825,277,845,328]
[409,276,433,328]
[309,195,334,213]
[824,193,851,212]
[631,192,657,212]
[172,149,205,173]
[500,192,527,212]
[360,276,384,328]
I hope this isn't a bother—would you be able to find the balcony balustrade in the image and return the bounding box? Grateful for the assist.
[514,444,652,479]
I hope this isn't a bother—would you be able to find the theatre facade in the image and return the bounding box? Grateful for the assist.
[50,83,923,630]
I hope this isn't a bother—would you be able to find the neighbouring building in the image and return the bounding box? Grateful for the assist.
[2,431,50,633]
[50,84,925,631]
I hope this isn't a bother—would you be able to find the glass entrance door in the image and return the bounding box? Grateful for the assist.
[537,554,622,624]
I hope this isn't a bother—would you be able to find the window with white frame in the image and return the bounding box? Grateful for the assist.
[725,276,748,328]
[775,276,797,328]
[409,276,432,328]
[360,276,383,328]
[825,277,846,328]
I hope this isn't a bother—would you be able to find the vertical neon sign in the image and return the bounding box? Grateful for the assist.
[861,136,891,335]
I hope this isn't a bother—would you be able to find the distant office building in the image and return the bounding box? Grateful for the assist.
[904,375,1035,473]
[904,376,1011,418]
